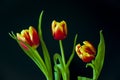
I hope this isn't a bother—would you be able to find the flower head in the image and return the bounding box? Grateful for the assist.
[75,41,96,62]
[17,26,40,50]
[51,20,67,40]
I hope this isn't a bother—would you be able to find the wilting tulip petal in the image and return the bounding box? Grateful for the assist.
[51,20,67,40]
[17,26,40,50]
[75,41,96,62]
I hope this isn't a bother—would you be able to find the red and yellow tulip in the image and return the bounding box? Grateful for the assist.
[16,26,40,50]
[51,20,67,40]
[75,41,96,62]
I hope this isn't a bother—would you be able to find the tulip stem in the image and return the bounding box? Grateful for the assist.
[59,40,66,66]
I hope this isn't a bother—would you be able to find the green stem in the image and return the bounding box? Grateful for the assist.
[59,40,70,80]
[62,67,70,80]
[59,40,66,66]
[54,70,61,80]
[93,68,97,80]
[47,76,53,80]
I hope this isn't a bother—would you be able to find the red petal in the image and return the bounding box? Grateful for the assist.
[82,55,95,62]
[29,27,40,46]
[54,29,66,40]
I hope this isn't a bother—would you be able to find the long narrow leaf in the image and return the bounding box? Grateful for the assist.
[67,34,78,67]
[93,30,105,80]
[86,30,105,80]
[53,53,63,66]
[78,76,92,80]
[54,65,61,80]
[38,11,53,79]
[38,10,44,38]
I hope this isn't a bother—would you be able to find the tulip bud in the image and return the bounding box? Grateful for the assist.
[17,26,40,50]
[51,20,67,40]
[75,41,96,62]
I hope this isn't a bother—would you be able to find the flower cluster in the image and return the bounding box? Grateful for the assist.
[9,11,105,80]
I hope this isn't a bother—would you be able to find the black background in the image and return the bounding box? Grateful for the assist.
[0,0,120,80]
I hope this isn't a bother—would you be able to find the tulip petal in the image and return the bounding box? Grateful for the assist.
[16,26,40,50]
[51,20,67,40]
[83,41,96,54]
[29,26,39,48]
[75,41,96,62]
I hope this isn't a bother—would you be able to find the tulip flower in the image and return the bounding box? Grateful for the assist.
[16,26,40,50]
[75,41,96,62]
[51,20,67,40]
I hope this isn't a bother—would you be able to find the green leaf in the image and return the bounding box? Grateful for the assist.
[53,53,63,80]
[78,76,92,80]
[53,53,63,66]
[93,30,105,79]
[53,53,70,80]
[54,65,61,80]
[38,11,53,80]
[66,34,78,67]
[86,30,105,80]
[95,30,105,70]
[38,10,44,39]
